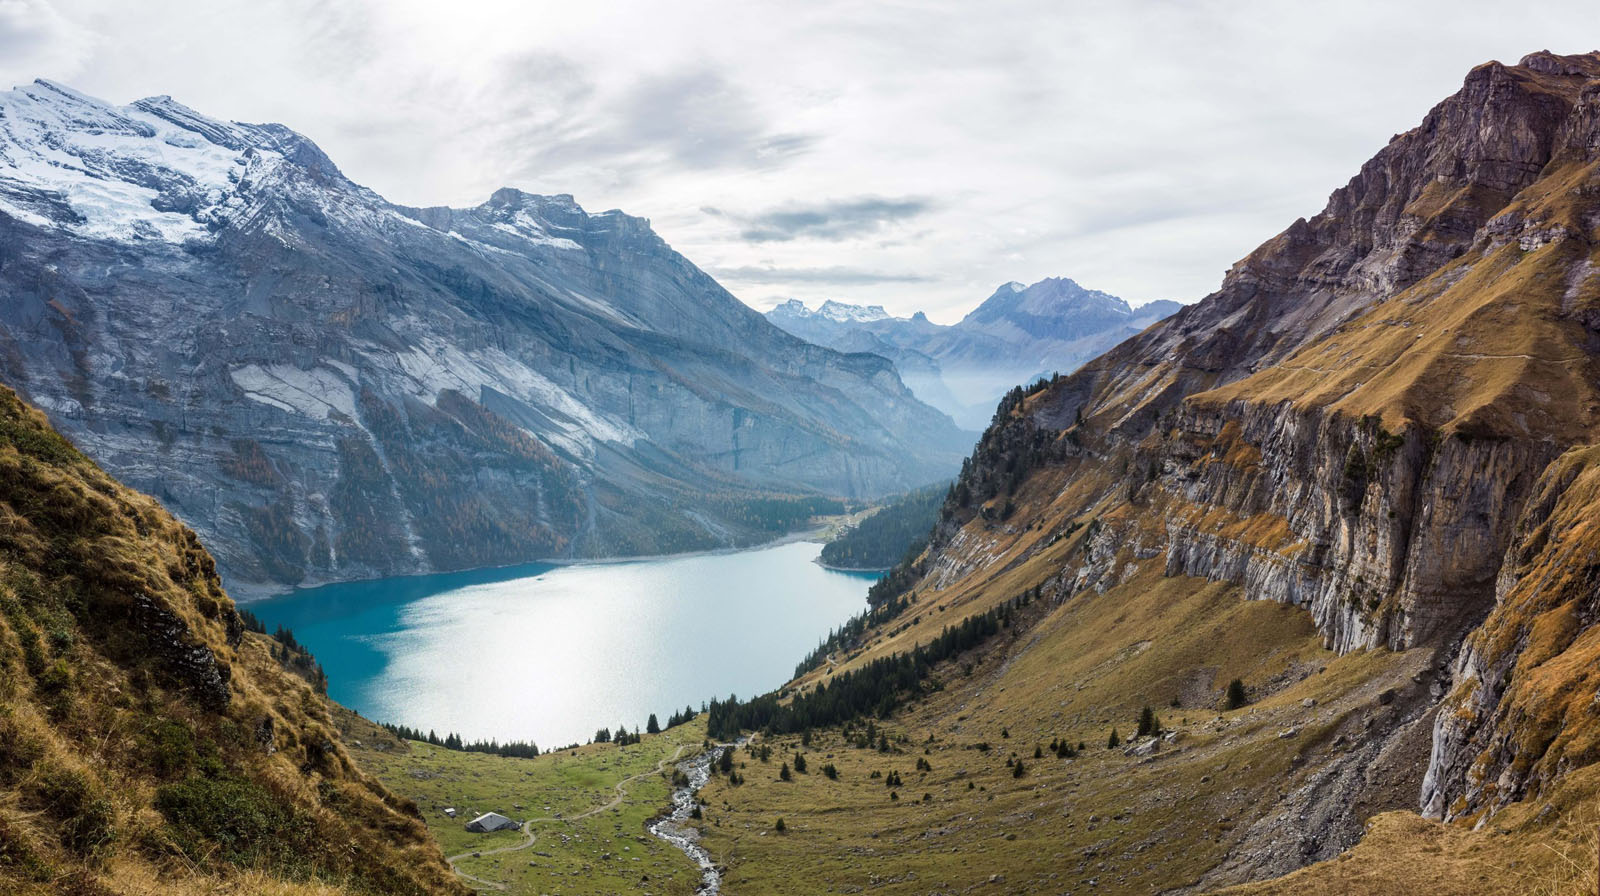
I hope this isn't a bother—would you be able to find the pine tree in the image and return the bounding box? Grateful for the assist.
[793,752,807,773]
[1107,729,1120,749]
[780,762,792,782]
[1225,678,1248,709]
[1137,706,1161,738]
[647,713,661,734]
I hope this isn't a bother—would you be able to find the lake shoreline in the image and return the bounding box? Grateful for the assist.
[247,539,877,748]
[232,522,840,603]
[814,558,892,574]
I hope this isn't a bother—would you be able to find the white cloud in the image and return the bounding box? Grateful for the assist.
[16,0,1600,320]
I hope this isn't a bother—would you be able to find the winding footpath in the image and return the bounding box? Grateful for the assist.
[445,744,689,892]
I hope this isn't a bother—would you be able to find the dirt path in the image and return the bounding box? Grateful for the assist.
[446,744,690,891]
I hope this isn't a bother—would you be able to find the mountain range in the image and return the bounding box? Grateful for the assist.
[766,280,1179,428]
[0,79,968,593]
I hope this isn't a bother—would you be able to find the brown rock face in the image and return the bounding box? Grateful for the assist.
[916,49,1600,846]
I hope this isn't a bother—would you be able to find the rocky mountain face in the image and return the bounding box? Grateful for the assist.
[766,281,1179,429]
[822,50,1600,886]
[0,385,463,895]
[0,80,967,593]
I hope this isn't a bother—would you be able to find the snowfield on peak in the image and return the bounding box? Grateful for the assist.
[0,80,265,243]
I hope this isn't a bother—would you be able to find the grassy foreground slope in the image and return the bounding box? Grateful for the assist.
[342,711,710,896]
[0,385,464,895]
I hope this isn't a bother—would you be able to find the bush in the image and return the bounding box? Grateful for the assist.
[32,763,115,857]
[139,719,199,779]
[154,775,304,868]
[774,818,785,832]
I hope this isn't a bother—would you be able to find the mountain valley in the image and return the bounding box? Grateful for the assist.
[767,282,1180,430]
[3,27,1600,896]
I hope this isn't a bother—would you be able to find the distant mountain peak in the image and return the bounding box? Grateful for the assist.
[768,299,896,324]
[819,299,893,323]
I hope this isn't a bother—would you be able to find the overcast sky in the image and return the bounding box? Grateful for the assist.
[4,1,1598,322]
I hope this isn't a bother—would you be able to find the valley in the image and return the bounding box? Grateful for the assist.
[3,15,1600,896]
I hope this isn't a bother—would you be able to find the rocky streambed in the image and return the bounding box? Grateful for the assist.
[649,742,736,894]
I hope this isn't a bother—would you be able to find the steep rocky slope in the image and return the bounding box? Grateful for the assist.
[704,50,1600,893]
[0,385,463,895]
[0,80,966,592]
[767,281,1179,428]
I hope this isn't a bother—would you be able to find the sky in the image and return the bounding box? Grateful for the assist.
[2,1,1598,323]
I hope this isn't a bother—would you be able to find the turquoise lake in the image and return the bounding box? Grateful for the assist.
[248,540,878,748]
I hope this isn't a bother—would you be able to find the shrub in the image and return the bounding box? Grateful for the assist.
[33,763,116,857]
[154,774,303,868]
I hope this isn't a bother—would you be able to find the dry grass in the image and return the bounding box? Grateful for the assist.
[698,561,1436,894]
[0,386,464,895]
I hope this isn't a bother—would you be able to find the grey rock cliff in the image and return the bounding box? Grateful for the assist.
[0,80,967,592]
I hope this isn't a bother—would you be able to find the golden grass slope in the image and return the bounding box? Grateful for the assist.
[0,386,464,896]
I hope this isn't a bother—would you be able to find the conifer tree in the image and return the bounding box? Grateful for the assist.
[1225,678,1248,709]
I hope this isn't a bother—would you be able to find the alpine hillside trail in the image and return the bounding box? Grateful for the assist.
[445,744,692,891]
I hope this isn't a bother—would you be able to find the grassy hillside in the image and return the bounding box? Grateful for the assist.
[0,386,464,896]
[676,51,1600,895]
[340,710,710,895]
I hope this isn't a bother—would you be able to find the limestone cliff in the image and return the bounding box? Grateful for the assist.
[877,48,1600,872]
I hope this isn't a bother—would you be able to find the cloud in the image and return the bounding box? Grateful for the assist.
[711,264,934,285]
[21,0,1600,321]
[0,0,94,85]
[728,196,937,242]
[489,63,816,194]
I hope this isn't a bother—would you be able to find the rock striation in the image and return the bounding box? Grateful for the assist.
[903,49,1600,864]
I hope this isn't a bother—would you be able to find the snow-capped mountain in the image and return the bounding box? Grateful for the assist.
[0,80,968,592]
[767,281,1180,429]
